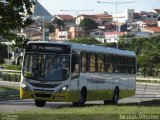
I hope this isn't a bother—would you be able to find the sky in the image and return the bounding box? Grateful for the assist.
[38,0,160,16]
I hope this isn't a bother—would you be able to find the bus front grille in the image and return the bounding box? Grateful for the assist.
[30,83,59,88]
[35,93,52,98]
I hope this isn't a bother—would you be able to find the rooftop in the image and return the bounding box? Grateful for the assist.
[104,31,126,36]
[78,13,112,19]
[142,20,158,24]
[153,9,160,14]
[144,27,160,33]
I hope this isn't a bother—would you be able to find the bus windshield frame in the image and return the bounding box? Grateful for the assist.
[22,43,71,81]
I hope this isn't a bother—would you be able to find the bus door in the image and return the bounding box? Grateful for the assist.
[71,50,80,90]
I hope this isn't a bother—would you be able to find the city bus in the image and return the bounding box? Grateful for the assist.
[20,41,136,107]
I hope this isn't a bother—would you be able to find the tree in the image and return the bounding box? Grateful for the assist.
[69,37,101,45]
[0,0,35,41]
[79,18,97,30]
[11,35,29,49]
[43,22,55,32]
[115,35,160,77]
[52,18,65,29]
[138,37,160,76]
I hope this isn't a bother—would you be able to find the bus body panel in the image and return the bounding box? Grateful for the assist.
[20,41,136,103]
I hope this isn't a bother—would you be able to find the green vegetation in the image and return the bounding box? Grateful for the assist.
[52,17,65,29]
[0,44,8,61]
[69,37,101,45]
[8,100,160,120]
[3,64,21,70]
[18,104,160,114]
[1,73,20,82]
[0,0,35,49]
[137,79,160,84]
[0,86,19,92]
[0,85,19,100]
[79,18,98,30]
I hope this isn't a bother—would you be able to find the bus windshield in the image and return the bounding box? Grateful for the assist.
[23,53,70,81]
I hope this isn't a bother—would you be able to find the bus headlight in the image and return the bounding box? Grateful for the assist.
[62,86,67,91]
[21,83,27,88]
[21,82,31,91]
[58,85,69,92]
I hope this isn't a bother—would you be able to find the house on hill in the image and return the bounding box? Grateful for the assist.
[76,13,112,26]
[51,15,75,28]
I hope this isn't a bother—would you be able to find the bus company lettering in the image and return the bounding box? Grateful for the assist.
[87,78,105,83]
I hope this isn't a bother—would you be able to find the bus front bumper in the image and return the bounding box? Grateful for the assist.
[20,87,79,102]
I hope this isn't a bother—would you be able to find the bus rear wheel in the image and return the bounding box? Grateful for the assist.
[35,100,46,107]
[112,88,119,104]
[79,88,87,106]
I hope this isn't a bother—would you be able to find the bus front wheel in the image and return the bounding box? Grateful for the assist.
[35,100,46,107]
[73,87,87,107]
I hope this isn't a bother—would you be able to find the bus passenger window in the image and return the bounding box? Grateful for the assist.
[98,54,105,72]
[71,51,80,79]
[71,51,79,78]
[105,54,113,73]
[89,53,96,73]
[81,52,87,73]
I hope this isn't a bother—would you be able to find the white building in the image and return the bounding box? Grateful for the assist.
[104,32,126,43]
[113,9,134,23]
[76,13,112,26]
[140,12,159,21]
[89,29,105,43]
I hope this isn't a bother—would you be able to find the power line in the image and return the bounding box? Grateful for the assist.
[60,9,94,17]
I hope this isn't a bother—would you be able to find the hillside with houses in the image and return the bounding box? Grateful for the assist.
[14,1,160,43]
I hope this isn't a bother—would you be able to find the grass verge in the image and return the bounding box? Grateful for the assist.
[0,85,19,100]
[2,100,158,120]
[137,80,160,84]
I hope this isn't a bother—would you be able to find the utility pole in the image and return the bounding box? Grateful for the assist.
[97,1,135,49]
[60,9,94,38]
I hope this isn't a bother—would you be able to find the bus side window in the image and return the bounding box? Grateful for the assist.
[89,53,96,73]
[105,54,113,73]
[81,52,87,73]
[71,51,80,79]
[98,53,105,72]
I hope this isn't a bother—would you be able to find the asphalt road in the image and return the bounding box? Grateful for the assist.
[0,83,160,113]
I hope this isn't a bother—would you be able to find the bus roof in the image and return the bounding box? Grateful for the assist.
[27,41,136,57]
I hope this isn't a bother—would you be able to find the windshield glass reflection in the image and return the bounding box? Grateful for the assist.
[23,53,70,81]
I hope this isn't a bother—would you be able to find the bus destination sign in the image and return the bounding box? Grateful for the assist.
[26,43,70,54]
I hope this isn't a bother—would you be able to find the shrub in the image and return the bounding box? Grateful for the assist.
[11,74,21,82]
[3,64,21,70]
[0,44,8,59]
[0,72,2,78]
[5,73,12,81]
[2,73,20,82]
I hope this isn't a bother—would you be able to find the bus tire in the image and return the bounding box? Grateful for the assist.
[112,87,119,104]
[72,102,79,106]
[103,100,112,105]
[35,100,46,107]
[79,87,87,106]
